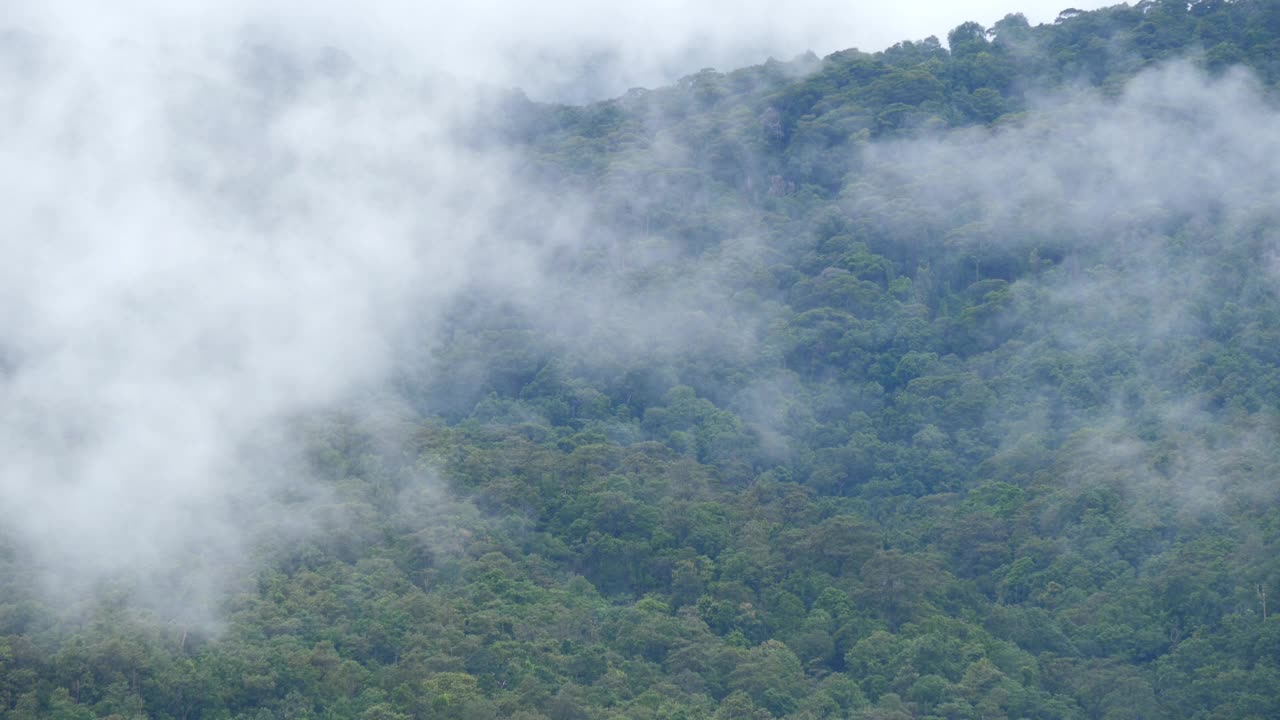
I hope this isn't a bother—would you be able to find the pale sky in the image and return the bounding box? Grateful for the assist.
[12,1,1116,98]
[851,1,1115,50]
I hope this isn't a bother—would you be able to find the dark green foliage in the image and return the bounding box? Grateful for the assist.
[11,2,1280,718]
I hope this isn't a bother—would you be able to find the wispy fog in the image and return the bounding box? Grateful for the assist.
[10,1,1110,100]
[1,0,1229,622]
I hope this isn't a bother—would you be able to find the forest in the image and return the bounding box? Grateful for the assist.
[6,1,1280,718]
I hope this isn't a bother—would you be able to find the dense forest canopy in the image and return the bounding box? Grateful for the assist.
[7,1,1280,718]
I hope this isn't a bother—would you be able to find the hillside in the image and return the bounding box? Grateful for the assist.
[6,2,1280,719]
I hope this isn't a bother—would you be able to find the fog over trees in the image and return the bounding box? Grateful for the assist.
[4,1,1280,718]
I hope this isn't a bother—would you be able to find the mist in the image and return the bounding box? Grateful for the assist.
[0,0,859,619]
[8,1,1112,101]
[848,61,1280,513]
[0,0,1261,628]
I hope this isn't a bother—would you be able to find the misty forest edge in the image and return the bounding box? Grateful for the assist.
[9,1,1280,719]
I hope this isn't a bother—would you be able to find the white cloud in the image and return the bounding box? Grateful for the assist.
[11,0,1113,99]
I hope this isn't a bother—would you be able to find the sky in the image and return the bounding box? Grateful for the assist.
[10,1,1114,100]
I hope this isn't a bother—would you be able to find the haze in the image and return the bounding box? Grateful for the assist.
[12,0,1111,99]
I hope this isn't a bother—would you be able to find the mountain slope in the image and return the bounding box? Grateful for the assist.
[6,2,1280,719]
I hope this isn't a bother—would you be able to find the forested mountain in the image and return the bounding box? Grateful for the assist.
[8,1,1280,718]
